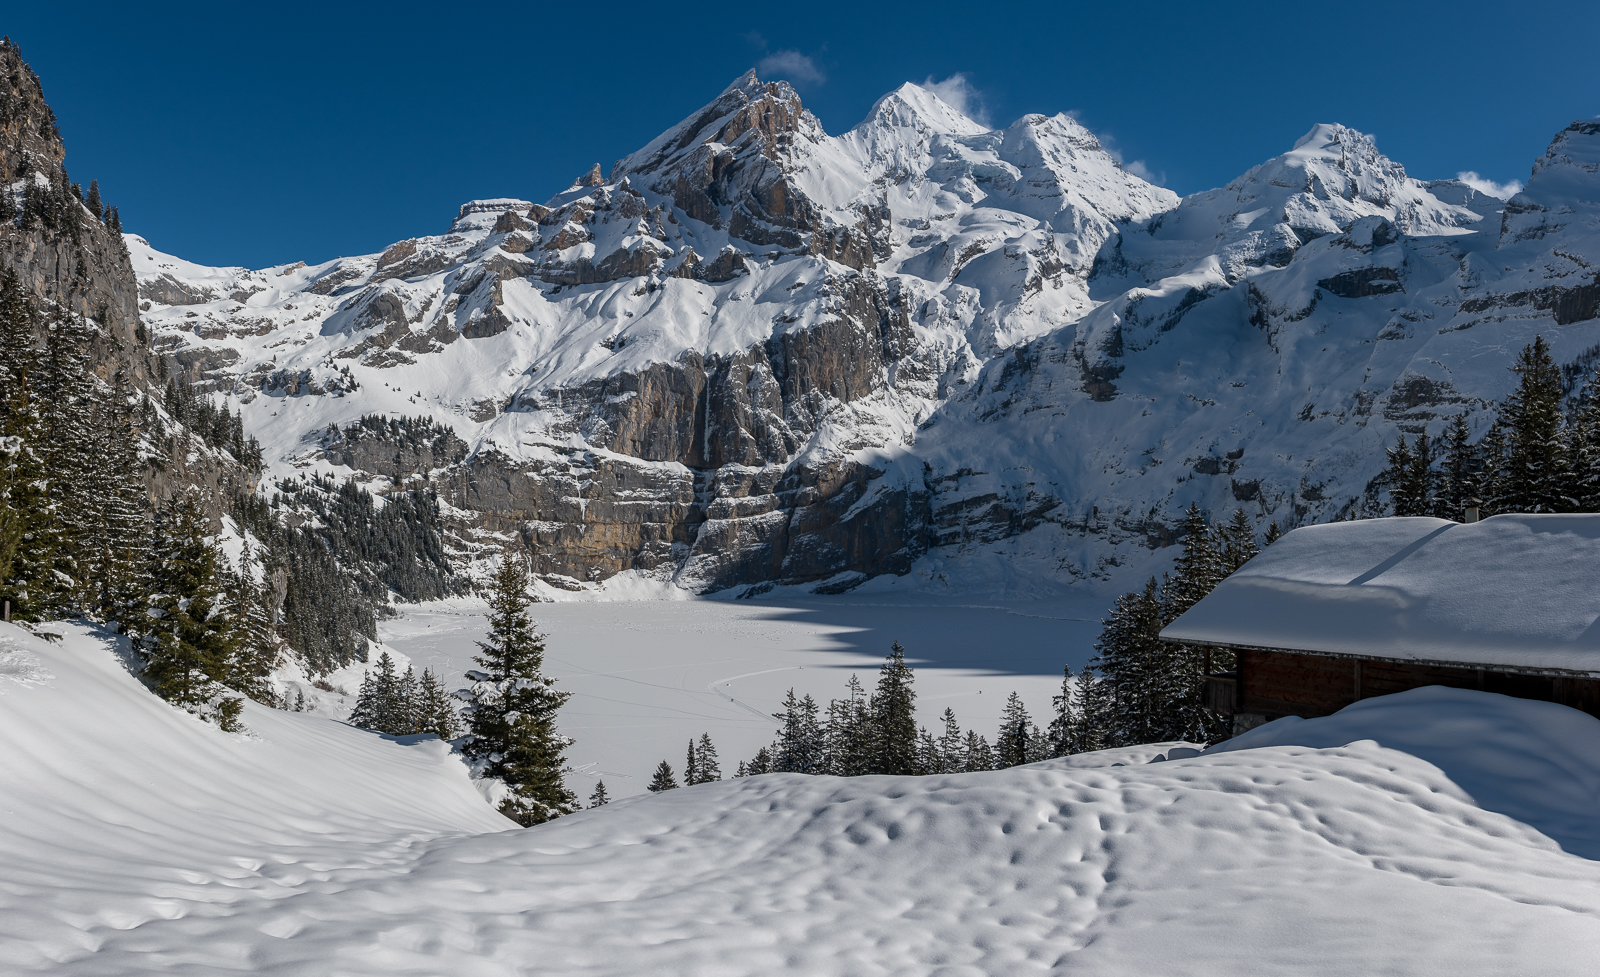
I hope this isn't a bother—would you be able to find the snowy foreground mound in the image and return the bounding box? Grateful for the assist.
[5,623,1600,973]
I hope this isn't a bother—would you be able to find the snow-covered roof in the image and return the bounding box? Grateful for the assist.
[1160,514,1600,675]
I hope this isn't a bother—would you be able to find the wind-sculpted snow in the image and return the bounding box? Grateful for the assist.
[130,72,1600,598]
[6,623,1600,974]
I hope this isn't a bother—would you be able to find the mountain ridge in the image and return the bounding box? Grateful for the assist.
[127,72,1600,597]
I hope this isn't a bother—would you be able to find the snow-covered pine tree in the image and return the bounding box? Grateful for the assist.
[139,490,246,731]
[683,738,698,785]
[993,691,1035,768]
[588,781,610,807]
[1092,577,1179,746]
[868,641,918,775]
[1566,367,1600,511]
[0,269,51,616]
[1218,509,1260,576]
[694,732,720,784]
[35,308,102,614]
[413,668,460,740]
[223,544,278,701]
[85,368,148,619]
[1163,503,1225,619]
[1047,666,1075,758]
[1496,336,1571,512]
[1263,522,1282,545]
[1380,434,1415,515]
[1401,432,1437,517]
[960,730,993,772]
[915,726,941,775]
[1435,414,1481,520]
[1477,423,1509,512]
[458,548,577,826]
[396,667,419,732]
[647,761,678,792]
[824,674,872,776]
[1064,665,1109,754]
[936,707,965,772]
[771,689,825,774]
[744,746,773,775]
[350,652,406,733]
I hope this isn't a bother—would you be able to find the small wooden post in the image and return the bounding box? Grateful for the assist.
[3,599,8,623]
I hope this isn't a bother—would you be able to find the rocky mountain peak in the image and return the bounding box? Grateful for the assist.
[1498,120,1600,252]
[448,198,532,233]
[0,38,64,184]
[859,83,989,138]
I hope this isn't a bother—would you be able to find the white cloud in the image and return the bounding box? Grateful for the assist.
[757,50,825,87]
[1124,159,1166,186]
[921,73,991,127]
[1456,170,1523,199]
[1095,129,1166,186]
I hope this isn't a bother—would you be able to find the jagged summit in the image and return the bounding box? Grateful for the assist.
[858,82,990,138]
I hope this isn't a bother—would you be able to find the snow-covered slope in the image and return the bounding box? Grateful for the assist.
[131,72,1600,598]
[0,621,512,971]
[7,621,1600,974]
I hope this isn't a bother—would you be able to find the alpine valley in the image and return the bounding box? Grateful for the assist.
[131,71,1600,598]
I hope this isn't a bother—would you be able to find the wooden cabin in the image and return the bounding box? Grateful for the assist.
[1158,514,1600,734]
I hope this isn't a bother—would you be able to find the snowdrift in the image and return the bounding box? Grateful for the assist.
[4,623,1600,973]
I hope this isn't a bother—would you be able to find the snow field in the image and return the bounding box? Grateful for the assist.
[5,619,1600,974]
[376,596,1104,797]
[0,622,512,973]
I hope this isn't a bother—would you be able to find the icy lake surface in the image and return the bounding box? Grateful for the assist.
[379,596,1105,796]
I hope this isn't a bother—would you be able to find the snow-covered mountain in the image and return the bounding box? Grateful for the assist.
[132,72,1600,597]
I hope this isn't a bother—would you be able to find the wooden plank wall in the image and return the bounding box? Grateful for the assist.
[1238,648,1600,721]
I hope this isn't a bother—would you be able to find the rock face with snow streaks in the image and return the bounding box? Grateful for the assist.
[134,70,1600,595]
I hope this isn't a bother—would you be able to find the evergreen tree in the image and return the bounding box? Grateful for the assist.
[1163,503,1224,618]
[1382,434,1424,516]
[868,641,918,775]
[693,732,721,784]
[87,369,149,618]
[772,689,825,774]
[647,760,678,792]
[1263,521,1283,545]
[138,490,246,730]
[588,780,610,808]
[413,668,460,739]
[349,653,400,732]
[745,746,773,776]
[994,691,1037,768]
[458,548,577,825]
[684,738,699,785]
[1566,368,1600,511]
[936,707,965,772]
[1047,666,1076,758]
[1477,423,1509,512]
[1435,414,1481,520]
[35,309,101,612]
[1218,508,1260,575]
[0,270,51,616]
[1495,336,1571,512]
[84,179,102,221]
[960,730,993,772]
[824,674,873,776]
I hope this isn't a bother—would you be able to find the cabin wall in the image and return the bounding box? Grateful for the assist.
[1236,648,1600,726]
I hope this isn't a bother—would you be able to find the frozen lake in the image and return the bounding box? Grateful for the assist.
[378,596,1107,797]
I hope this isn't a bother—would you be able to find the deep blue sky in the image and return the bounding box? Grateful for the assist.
[7,1,1595,269]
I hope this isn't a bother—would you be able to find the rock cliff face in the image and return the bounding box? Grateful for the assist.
[131,72,1600,597]
[1,39,249,507]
